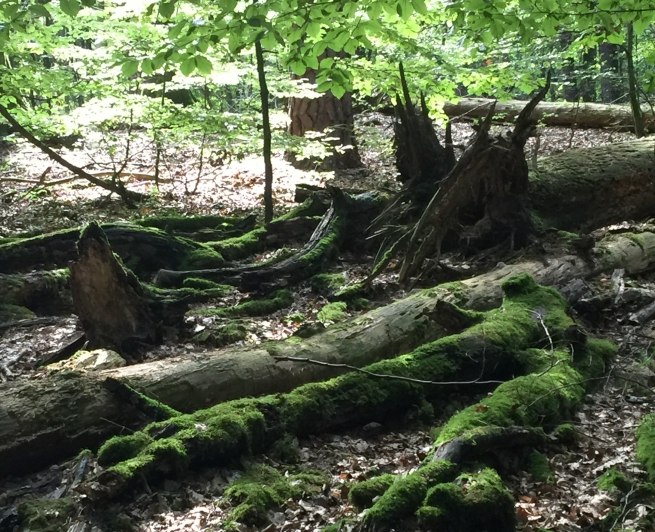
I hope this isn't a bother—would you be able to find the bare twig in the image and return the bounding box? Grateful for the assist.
[272,355,505,386]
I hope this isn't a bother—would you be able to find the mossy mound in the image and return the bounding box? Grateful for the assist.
[637,414,655,481]
[349,474,396,509]
[417,468,516,531]
[317,301,348,324]
[199,289,293,318]
[224,463,327,526]
[310,272,346,296]
[192,321,248,347]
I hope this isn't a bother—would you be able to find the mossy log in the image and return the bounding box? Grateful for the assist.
[0,269,71,313]
[357,337,615,531]
[443,98,655,132]
[529,138,655,230]
[1,230,654,476]
[0,222,224,276]
[154,189,384,290]
[88,275,579,499]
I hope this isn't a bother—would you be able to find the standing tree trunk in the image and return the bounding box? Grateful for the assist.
[600,41,623,103]
[255,39,274,223]
[625,23,645,137]
[287,51,362,170]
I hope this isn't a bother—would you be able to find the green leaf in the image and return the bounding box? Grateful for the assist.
[307,22,321,38]
[60,0,81,17]
[195,55,212,75]
[606,32,624,44]
[248,17,262,27]
[313,41,328,57]
[158,1,176,19]
[196,38,209,53]
[290,60,306,76]
[180,56,196,76]
[331,84,346,99]
[305,55,319,70]
[29,4,50,17]
[141,58,155,75]
[121,59,139,78]
[411,0,428,15]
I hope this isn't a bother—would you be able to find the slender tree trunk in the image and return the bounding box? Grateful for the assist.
[255,39,274,223]
[625,23,645,137]
[599,42,623,103]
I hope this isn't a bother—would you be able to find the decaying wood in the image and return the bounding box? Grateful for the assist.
[400,77,551,282]
[2,229,655,476]
[443,97,655,132]
[70,223,160,352]
[529,138,655,230]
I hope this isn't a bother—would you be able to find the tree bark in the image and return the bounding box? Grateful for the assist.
[529,138,655,230]
[442,98,655,132]
[287,51,362,170]
[70,222,160,353]
[2,229,655,476]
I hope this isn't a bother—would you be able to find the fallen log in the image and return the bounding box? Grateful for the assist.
[1,230,654,477]
[529,138,655,230]
[88,274,580,499]
[443,98,655,132]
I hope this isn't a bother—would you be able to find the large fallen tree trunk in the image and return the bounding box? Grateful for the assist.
[1,230,654,476]
[529,138,655,230]
[86,275,609,501]
[443,98,655,132]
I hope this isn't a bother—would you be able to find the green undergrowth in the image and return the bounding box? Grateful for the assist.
[597,468,631,493]
[197,289,293,318]
[310,272,346,296]
[96,274,602,502]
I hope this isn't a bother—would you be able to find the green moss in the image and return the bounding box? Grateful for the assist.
[135,214,239,232]
[182,277,228,290]
[575,337,616,379]
[349,474,395,509]
[201,289,293,318]
[179,245,225,270]
[417,468,515,531]
[362,460,458,528]
[297,215,344,267]
[527,451,552,482]
[97,432,153,466]
[436,356,584,445]
[310,272,346,296]
[212,227,267,261]
[192,322,248,347]
[552,423,578,444]
[18,498,75,532]
[637,414,655,481]
[268,433,301,464]
[0,303,36,322]
[317,301,348,324]
[224,463,326,526]
[597,468,631,493]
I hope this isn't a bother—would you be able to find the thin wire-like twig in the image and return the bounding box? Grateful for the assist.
[272,355,505,386]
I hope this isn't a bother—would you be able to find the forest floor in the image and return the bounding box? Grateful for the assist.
[1,116,653,531]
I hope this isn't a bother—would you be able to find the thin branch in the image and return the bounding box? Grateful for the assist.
[272,355,505,386]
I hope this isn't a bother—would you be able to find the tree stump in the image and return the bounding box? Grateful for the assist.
[70,222,158,353]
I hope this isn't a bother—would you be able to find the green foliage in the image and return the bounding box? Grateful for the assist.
[637,414,655,481]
